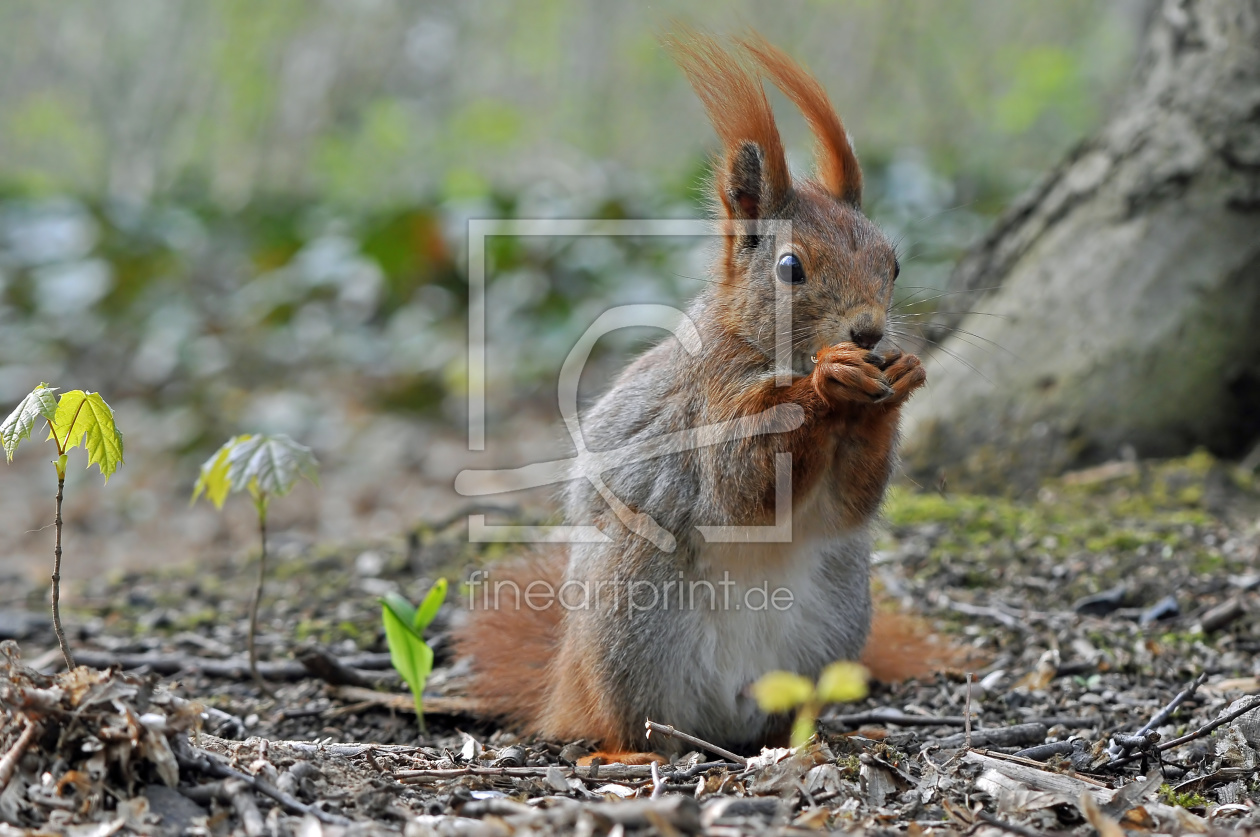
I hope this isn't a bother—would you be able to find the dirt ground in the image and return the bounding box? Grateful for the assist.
[1,452,1259,835]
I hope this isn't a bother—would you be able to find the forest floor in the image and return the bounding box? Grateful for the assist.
[1,451,1259,835]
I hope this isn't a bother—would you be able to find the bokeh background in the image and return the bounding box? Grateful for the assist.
[0,1,1154,578]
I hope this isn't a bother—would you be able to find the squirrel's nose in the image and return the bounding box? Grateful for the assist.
[850,326,884,350]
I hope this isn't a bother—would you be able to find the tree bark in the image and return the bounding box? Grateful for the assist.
[900,0,1260,491]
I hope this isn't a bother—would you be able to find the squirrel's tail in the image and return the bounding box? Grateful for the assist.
[449,551,565,729]
[861,609,978,683]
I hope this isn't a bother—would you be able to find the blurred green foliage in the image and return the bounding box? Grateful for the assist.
[0,1,1145,206]
[0,1,1151,464]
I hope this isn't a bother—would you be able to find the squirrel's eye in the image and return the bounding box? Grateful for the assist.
[776,253,806,285]
[894,258,901,280]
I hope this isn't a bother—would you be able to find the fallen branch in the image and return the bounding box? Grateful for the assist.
[936,723,1047,750]
[296,646,393,688]
[967,749,1110,786]
[1198,597,1246,633]
[821,708,968,728]
[645,720,748,767]
[173,736,352,826]
[0,716,37,792]
[56,650,393,682]
[1109,672,1207,759]
[1013,740,1078,762]
[222,778,266,837]
[1109,693,1260,768]
[263,740,419,758]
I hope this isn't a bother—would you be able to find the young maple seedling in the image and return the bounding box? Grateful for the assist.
[380,579,447,731]
[192,434,318,694]
[751,662,870,749]
[1,383,124,670]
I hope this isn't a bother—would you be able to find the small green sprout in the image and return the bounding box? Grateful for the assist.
[1158,783,1207,809]
[192,434,318,693]
[380,579,448,730]
[2,383,124,670]
[751,662,870,748]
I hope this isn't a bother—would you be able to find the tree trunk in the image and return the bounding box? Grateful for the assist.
[901,0,1260,491]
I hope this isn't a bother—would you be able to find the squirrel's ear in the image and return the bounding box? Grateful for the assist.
[723,140,775,221]
[665,30,790,223]
[739,33,862,207]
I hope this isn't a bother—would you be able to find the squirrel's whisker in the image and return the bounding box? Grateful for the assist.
[904,322,1019,360]
[891,310,1012,321]
[897,329,993,384]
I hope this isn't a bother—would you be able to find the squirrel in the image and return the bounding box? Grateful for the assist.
[453,32,962,756]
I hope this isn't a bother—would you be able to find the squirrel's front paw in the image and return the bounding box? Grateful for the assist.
[877,349,926,406]
[811,343,893,404]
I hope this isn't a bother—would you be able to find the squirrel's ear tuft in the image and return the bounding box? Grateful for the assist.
[739,33,862,208]
[665,28,789,223]
[727,141,768,221]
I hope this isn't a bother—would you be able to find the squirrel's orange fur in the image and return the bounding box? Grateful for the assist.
[738,33,863,206]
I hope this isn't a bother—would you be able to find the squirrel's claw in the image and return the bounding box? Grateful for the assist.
[873,347,902,371]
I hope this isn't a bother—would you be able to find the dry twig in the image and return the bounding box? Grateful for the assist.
[1013,740,1078,762]
[222,778,266,837]
[937,723,1047,750]
[173,737,352,826]
[645,720,748,767]
[1108,693,1260,768]
[53,650,391,681]
[964,673,973,748]
[0,716,37,792]
[1109,672,1207,759]
[821,708,968,728]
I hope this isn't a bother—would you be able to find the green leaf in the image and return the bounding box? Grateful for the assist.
[191,435,246,509]
[191,433,319,508]
[225,434,319,498]
[381,599,434,723]
[381,592,418,632]
[50,390,124,481]
[1,383,58,462]
[815,662,869,705]
[750,671,815,714]
[413,578,447,631]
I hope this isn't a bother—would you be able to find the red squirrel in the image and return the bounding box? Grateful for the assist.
[454,32,959,755]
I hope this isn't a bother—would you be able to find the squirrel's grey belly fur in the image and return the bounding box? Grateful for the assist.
[562,330,873,749]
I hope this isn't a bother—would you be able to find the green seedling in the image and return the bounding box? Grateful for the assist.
[1,384,124,670]
[380,579,448,730]
[751,661,870,749]
[1158,783,1207,810]
[192,433,319,693]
